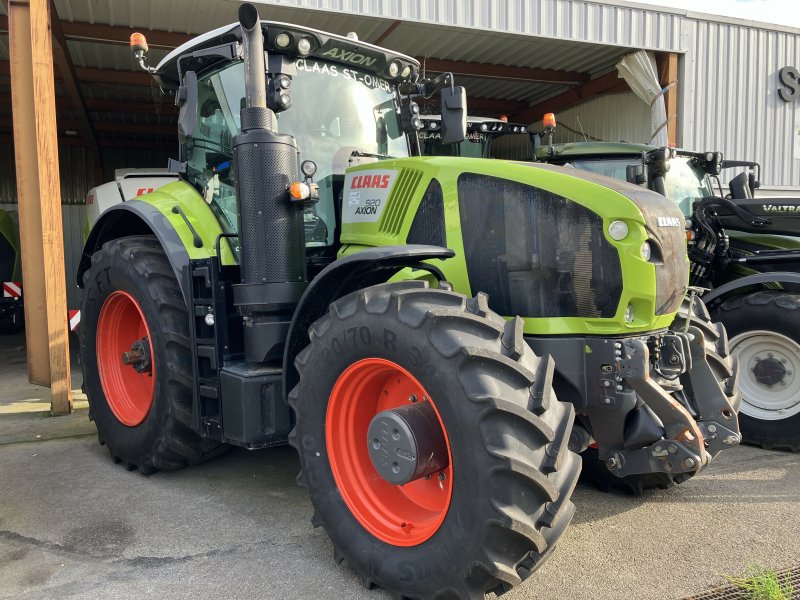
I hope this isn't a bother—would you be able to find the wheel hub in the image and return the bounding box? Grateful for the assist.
[752,356,786,386]
[367,402,449,485]
[122,337,152,374]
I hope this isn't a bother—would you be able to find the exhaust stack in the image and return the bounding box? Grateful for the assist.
[233,3,307,364]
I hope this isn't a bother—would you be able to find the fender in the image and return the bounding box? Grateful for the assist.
[702,271,800,305]
[282,244,455,398]
[77,201,193,312]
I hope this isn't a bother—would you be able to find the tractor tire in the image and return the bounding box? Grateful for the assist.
[714,291,800,452]
[80,236,224,473]
[289,280,580,598]
[582,295,740,495]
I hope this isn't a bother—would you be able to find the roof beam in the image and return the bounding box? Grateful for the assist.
[465,96,530,113]
[0,133,175,150]
[417,58,591,85]
[0,116,175,136]
[373,20,402,45]
[0,92,178,115]
[510,71,629,124]
[48,0,102,179]
[0,14,192,48]
[0,59,155,85]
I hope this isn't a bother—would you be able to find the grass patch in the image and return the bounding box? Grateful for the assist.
[724,565,794,600]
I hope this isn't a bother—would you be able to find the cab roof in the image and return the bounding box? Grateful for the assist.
[153,20,420,89]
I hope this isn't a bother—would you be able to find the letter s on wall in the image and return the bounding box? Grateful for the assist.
[778,66,800,102]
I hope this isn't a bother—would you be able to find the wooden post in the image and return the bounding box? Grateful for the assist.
[660,53,679,147]
[9,0,72,414]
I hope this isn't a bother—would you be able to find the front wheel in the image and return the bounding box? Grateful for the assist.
[715,291,800,452]
[80,236,224,473]
[289,281,580,598]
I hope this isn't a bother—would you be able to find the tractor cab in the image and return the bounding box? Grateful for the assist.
[148,22,464,269]
[536,141,718,216]
[418,115,531,159]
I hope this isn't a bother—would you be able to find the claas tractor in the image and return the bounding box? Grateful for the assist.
[77,5,739,597]
[535,116,799,452]
[0,208,23,332]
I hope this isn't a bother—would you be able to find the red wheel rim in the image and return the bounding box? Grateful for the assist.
[96,291,155,426]
[326,358,453,547]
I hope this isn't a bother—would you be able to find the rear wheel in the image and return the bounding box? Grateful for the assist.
[80,236,223,473]
[715,291,800,452]
[290,281,580,598]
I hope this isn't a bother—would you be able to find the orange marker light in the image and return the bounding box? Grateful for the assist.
[289,181,310,201]
[543,113,557,128]
[499,115,509,122]
[130,32,149,53]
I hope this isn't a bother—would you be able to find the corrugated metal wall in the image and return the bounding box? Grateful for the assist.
[270,0,684,51]
[550,91,652,144]
[680,18,800,190]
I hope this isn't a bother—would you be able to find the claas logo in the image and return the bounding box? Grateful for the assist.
[350,174,391,189]
[136,187,155,196]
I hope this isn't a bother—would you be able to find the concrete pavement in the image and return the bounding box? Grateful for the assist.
[1,332,799,600]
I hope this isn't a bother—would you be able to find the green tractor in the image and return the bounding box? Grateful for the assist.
[78,6,739,597]
[0,208,23,332]
[534,127,800,452]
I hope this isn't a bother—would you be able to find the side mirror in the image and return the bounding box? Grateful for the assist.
[440,85,466,145]
[177,71,198,137]
[626,164,646,185]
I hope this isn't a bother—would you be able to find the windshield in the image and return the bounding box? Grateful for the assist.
[182,58,407,248]
[662,157,714,216]
[560,156,713,216]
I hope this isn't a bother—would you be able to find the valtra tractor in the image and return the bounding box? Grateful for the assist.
[78,5,739,597]
[534,117,799,452]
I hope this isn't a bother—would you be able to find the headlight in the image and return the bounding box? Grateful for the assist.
[641,240,652,261]
[608,220,629,241]
[624,304,634,323]
[297,37,312,56]
[275,32,291,48]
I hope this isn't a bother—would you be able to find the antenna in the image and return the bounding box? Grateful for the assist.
[576,116,588,142]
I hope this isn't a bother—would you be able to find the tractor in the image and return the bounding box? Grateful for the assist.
[0,208,23,332]
[534,119,800,453]
[77,5,739,597]
[417,115,531,159]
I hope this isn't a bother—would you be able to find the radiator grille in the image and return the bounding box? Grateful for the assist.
[379,168,424,236]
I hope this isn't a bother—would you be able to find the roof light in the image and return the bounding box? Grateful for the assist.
[388,60,401,78]
[428,121,439,129]
[297,37,312,56]
[543,112,557,128]
[400,65,412,78]
[480,123,488,131]
[346,32,359,40]
[129,32,148,53]
[275,32,291,48]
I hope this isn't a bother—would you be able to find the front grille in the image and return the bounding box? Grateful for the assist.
[457,173,623,318]
[626,190,689,315]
